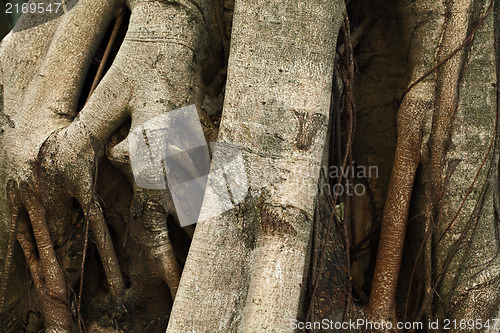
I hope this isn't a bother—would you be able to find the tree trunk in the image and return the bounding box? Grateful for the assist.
[167,0,344,331]
[0,0,499,331]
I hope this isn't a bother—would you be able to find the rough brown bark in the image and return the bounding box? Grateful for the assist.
[368,0,445,320]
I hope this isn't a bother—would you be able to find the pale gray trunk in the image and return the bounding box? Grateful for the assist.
[167,0,344,331]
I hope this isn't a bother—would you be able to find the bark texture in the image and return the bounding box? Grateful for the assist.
[368,0,445,320]
[0,0,224,331]
[167,0,344,331]
[0,0,499,331]
[430,0,500,327]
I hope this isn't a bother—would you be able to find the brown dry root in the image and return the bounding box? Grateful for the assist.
[86,201,126,298]
[367,0,444,324]
[12,184,76,332]
[367,96,428,325]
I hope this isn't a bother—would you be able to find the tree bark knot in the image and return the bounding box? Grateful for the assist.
[292,110,325,151]
[260,205,297,236]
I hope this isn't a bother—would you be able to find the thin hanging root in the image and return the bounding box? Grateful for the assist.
[87,201,125,298]
[86,5,126,103]
[16,225,74,332]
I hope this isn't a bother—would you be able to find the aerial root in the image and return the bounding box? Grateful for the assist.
[150,237,181,299]
[12,187,75,331]
[84,200,126,299]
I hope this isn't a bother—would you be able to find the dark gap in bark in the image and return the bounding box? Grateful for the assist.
[303,11,368,327]
[76,7,131,112]
[79,244,105,304]
[109,118,132,149]
[166,215,192,268]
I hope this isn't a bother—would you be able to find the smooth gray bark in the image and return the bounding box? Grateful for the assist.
[167,0,344,332]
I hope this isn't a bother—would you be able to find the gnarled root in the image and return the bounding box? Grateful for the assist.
[14,185,76,332]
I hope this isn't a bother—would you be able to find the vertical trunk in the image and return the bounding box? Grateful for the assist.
[168,0,344,331]
[432,0,500,327]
